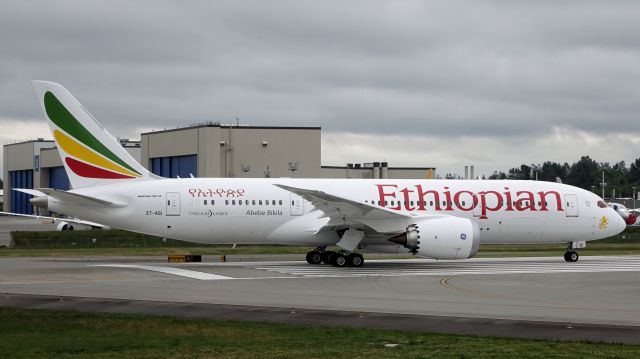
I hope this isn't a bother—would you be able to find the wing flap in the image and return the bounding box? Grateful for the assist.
[275,184,411,220]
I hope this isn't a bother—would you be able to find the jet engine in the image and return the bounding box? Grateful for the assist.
[388,216,480,259]
[56,222,74,231]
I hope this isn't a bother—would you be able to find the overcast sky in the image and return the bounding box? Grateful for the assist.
[1,0,639,178]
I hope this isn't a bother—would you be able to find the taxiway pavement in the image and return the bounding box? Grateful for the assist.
[1,255,640,343]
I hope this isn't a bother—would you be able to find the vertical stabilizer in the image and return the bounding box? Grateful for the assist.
[32,81,154,189]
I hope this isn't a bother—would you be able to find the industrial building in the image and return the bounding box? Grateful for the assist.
[3,124,435,214]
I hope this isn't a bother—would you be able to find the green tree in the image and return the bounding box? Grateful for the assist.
[488,171,507,180]
[566,156,600,190]
[539,161,569,182]
[629,158,640,184]
[508,164,532,180]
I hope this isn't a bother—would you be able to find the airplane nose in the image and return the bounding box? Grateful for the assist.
[614,211,627,234]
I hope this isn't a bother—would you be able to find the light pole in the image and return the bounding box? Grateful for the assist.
[600,171,607,199]
[633,186,637,209]
[591,185,596,193]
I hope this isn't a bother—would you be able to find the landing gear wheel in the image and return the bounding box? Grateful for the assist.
[330,253,347,267]
[564,251,579,262]
[306,251,323,264]
[347,253,364,267]
[322,251,336,264]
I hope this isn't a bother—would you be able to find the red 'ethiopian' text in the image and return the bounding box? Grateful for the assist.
[376,184,564,219]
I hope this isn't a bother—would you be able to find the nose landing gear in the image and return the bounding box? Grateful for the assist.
[564,241,585,262]
[564,250,579,262]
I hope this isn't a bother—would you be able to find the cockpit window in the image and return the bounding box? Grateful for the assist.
[597,201,608,208]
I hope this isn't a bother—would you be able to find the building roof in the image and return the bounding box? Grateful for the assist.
[321,165,436,170]
[141,124,321,135]
[3,139,54,147]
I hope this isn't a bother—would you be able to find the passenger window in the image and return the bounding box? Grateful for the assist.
[211,200,215,205]
[232,200,236,205]
[225,200,229,205]
[252,200,256,205]
[204,200,207,205]
[279,200,283,205]
[272,200,276,205]
[259,200,263,205]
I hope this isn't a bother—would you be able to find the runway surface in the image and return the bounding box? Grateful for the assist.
[1,255,640,343]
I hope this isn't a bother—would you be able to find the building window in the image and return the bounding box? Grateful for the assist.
[150,154,197,178]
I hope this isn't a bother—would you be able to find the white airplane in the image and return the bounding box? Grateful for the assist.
[12,81,626,266]
[608,202,639,226]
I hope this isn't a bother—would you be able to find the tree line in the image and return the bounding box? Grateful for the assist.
[485,156,640,198]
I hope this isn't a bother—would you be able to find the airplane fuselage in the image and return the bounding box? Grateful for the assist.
[46,178,625,250]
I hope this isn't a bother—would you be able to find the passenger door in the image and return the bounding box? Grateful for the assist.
[564,194,578,217]
[166,192,181,216]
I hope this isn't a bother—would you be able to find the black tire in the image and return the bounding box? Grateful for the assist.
[564,251,579,262]
[322,251,336,264]
[347,253,364,267]
[330,253,347,267]
[305,251,322,265]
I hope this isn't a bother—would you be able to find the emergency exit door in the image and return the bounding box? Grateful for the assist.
[290,194,304,216]
[564,194,578,217]
[166,192,181,216]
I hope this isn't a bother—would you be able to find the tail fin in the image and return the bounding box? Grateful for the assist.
[32,81,155,189]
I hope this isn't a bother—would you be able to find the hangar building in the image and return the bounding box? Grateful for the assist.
[3,124,435,214]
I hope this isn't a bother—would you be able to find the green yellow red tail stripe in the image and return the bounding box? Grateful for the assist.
[53,130,139,178]
[65,157,135,179]
[44,91,142,179]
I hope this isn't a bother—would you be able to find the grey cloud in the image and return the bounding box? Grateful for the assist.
[1,0,640,173]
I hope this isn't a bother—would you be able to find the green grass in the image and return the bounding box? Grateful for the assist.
[2,228,640,258]
[0,307,638,358]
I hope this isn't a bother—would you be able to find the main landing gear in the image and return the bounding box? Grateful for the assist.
[305,247,364,267]
[564,241,585,262]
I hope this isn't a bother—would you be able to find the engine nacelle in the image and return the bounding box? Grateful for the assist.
[56,222,74,231]
[388,216,480,259]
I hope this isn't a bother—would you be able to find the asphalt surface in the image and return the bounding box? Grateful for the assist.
[2,216,639,343]
[1,255,640,344]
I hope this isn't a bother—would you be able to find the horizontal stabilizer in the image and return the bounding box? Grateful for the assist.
[37,188,125,207]
[12,188,46,197]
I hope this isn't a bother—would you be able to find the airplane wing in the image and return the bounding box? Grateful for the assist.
[275,184,446,234]
[0,211,108,228]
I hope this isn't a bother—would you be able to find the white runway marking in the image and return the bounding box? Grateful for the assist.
[92,264,232,280]
[91,256,640,280]
[249,256,640,278]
